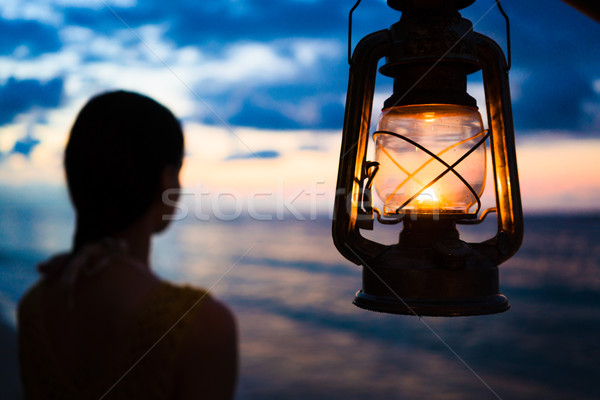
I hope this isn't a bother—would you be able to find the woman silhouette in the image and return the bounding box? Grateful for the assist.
[18,91,238,399]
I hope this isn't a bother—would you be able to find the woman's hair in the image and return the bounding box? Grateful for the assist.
[65,90,184,251]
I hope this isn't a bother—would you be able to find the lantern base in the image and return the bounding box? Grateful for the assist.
[353,291,509,316]
[354,221,510,316]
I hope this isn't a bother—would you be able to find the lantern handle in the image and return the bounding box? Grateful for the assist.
[348,0,363,66]
[495,0,511,71]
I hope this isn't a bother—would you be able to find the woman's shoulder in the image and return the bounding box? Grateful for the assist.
[144,280,235,336]
[189,292,236,339]
[19,252,69,316]
[170,286,238,400]
[133,280,234,335]
[145,280,212,312]
[18,280,46,322]
[106,280,237,398]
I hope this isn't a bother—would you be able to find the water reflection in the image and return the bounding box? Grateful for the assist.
[149,215,600,400]
[1,207,599,399]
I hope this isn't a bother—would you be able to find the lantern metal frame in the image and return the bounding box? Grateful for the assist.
[332,0,523,316]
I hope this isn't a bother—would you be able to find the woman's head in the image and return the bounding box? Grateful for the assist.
[65,90,184,250]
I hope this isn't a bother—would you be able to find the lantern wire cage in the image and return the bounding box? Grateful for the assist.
[363,129,498,225]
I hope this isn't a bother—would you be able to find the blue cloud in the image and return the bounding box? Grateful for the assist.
[319,101,345,129]
[62,1,394,44]
[0,19,61,56]
[512,67,595,131]
[222,93,344,130]
[462,0,600,132]
[226,150,280,160]
[11,0,600,134]
[0,78,64,126]
[11,136,41,158]
[227,100,302,130]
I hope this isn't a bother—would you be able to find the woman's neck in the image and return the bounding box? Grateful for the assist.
[114,216,153,268]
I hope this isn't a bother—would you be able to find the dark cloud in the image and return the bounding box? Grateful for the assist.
[11,136,41,158]
[0,19,61,56]
[223,92,344,130]
[14,0,600,134]
[63,0,397,44]
[462,0,600,132]
[0,78,64,126]
[319,102,345,129]
[512,66,595,131]
[228,100,302,130]
[226,150,280,160]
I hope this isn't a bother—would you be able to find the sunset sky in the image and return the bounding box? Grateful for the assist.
[0,0,599,214]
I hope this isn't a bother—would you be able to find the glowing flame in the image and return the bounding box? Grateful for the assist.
[417,187,439,203]
[415,187,442,210]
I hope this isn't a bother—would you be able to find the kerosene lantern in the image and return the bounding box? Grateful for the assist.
[332,0,523,316]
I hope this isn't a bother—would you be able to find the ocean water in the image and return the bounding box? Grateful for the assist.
[1,192,599,399]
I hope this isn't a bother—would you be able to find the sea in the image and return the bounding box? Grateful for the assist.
[1,185,599,400]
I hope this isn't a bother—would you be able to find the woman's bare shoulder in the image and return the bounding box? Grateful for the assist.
[175,295,238,400]
[185,295,237,364]
[195,296,236,334]
[17,280,43,321]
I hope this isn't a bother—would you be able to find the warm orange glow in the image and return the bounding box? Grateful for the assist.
[416,187,443,210]
[373,104,486,215]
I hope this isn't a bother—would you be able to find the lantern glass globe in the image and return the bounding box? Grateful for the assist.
[373,104,486,215]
